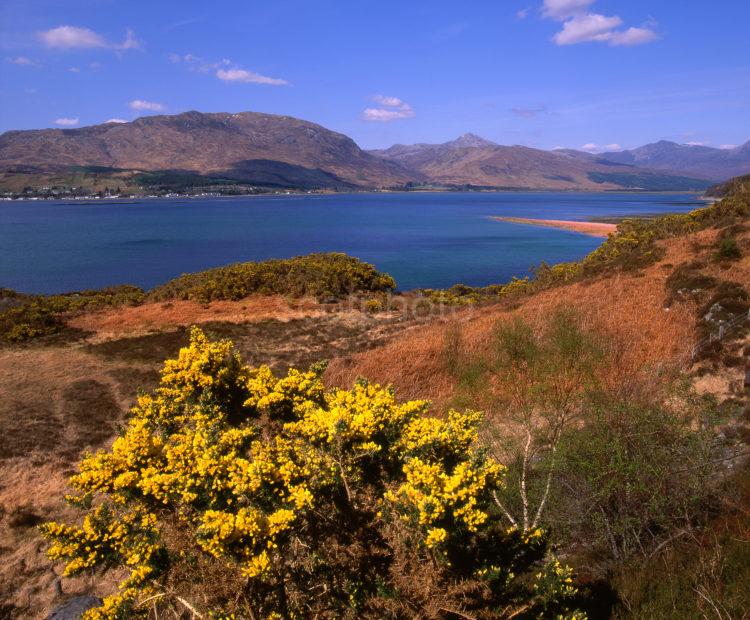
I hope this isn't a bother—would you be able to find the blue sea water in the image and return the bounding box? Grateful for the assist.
[0,191,706,294]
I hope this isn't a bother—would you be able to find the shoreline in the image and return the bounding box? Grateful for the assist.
[1,188,709,203]
[491,216,618,238]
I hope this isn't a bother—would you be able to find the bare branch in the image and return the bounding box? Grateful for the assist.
[531,441,558,530]
[520,429,532,531]
[492,490,518,527]
[175,596,204,619]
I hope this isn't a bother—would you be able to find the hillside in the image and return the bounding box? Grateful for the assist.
[371,136,711,190]
[599,139,750,181]
[1,176,749,618]
[0,114,724,194]
[0,111,420,190]
[705,172,750,198]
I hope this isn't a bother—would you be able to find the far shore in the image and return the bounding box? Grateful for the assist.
[491,216,618,238]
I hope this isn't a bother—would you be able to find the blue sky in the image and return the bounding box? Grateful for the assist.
[1,0,748,151]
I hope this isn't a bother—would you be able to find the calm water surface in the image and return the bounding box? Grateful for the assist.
[0,192,705,294]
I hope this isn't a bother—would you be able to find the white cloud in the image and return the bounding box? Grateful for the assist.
[719,144,737,150]
[516,7,531,20]
[362,107,415,121]
[54,117,79,126]
[39,26,141,52]
[105,118,128,124]
[216,67,288,85]
[39,26,106,49]
[170,53,228,74]
[68,66,80,73]
[541,1,657,47]
[7,56,39,66]
[578,142,622,152]
[372,94,405,107]
[609,26,658,46]
[553,13,622,45]
[686,141,705,146]
[362,95,415,122]
[171,54,287,85]
[116,29,141,51]
[169,53,204,65]
[129,99,165,111]
[542,0,595,19]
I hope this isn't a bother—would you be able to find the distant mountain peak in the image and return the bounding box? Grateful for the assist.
[446,133,496,149]
[597,137,750,181]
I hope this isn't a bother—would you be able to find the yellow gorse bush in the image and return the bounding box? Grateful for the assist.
[41,327,584,619]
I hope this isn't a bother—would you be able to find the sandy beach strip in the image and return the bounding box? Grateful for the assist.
[491,216,617,238]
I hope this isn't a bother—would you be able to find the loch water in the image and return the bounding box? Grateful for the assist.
[0,191,706,294]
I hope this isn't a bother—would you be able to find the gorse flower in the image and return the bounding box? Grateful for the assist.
[41,327,584,619]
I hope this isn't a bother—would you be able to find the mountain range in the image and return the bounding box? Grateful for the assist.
[597,140,750,181]
[1,110,748,193]
[368,134,709,190]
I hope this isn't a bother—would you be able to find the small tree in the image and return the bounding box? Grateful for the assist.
[446,311,607,534]
[42,328,585,619]
[443,311,723,576]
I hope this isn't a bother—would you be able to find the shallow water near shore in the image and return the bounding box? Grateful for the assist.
[0,191,706,294]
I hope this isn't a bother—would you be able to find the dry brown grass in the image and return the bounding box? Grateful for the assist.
[324,229,730,409]
[67,295,325,341]
[0,347,137,618]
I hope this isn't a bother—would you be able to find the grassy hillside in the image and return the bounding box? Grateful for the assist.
[1,176,749,618]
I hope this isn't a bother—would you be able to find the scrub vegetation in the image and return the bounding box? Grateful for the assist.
[40,328,584,619]
[2,176,750,619]
[0,254,395,343]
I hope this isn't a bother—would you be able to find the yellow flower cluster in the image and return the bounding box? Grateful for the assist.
[385,455,505,538]
[397,409,482,457]
[40,504,159,618]
[287,381,427,454]
[41,327,582,618]
[532,558,585,619]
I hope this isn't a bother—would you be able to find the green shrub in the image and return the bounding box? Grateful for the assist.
[716,236,742,260]
[0,301,62,342]
[149,253,395,303]
[0,285,145,343]
[612,461,750,619]
[364,298,384,313]
[443,311,721,577]
[549,399,716,572]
